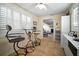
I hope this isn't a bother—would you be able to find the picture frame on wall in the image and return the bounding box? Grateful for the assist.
[33,21,37,25]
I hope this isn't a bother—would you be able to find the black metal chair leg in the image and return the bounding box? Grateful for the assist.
[24,48,28,56]
[13,42,19,56]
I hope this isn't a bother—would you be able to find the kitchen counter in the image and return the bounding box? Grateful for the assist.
[64,34,79,49]
[63,34,79,56]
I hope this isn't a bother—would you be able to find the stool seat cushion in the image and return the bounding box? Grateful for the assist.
[9,37,25,43]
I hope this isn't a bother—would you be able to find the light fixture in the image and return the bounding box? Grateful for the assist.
[35,3,47,10]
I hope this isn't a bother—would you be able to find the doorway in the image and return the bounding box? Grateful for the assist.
[43,19,55,40]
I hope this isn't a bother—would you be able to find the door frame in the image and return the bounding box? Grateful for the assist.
[43,19,56,40]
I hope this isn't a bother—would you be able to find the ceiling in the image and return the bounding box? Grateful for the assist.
[17,3,71,16]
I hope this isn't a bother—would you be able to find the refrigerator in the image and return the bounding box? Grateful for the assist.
[61,16,70,47]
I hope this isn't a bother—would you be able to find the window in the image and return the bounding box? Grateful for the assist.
[71,7,79,32]
[26,16,32,29]
[21,14,32,29]
[6,8,13,27]
[21,14,27,29]
[73,7,78,26]
[0,5,33,37]
[13,11,21,29]
[0,6,33,30]
[0,7,6,29]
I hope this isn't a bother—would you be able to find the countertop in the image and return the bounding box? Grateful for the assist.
[64,34,79,49]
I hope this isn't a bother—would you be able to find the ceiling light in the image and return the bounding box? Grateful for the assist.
[35,3,47,10]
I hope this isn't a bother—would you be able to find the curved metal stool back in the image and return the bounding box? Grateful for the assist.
[5,25,12,41]
[5,25,27,56]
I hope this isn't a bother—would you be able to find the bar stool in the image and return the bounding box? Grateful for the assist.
[24,29,35,53]
[33,32,41,46]
[5,25,27,56]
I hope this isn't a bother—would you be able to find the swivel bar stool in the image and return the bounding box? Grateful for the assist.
[24,29,35,53]
[5,25,27,56]
[33,32,41,46]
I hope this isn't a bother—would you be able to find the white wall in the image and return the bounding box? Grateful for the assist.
[37,17,43,39]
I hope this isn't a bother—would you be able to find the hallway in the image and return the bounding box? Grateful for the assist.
[18,37,65,56]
